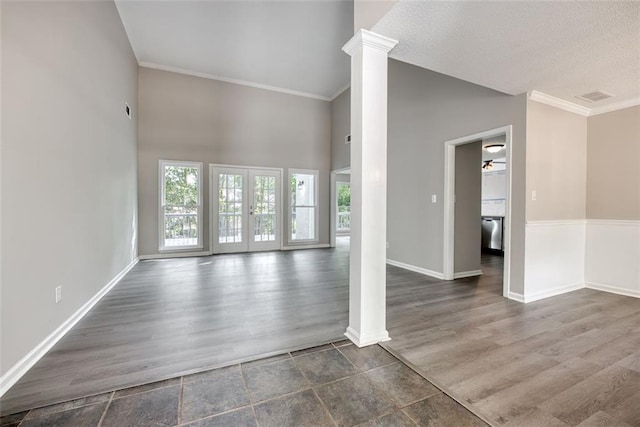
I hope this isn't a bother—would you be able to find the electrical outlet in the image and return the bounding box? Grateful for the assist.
[386,242,390,249]
[431,194,437,203]
[55,286,62,303]
[532,190,537,201]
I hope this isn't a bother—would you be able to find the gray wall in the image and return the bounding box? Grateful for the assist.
[454,142,482,274]
[386,60,527,293]
[1,1,138,376]
[526,101,587,221]
[587,106,640,220]
[331,88,351,171]
[138,67,332,256]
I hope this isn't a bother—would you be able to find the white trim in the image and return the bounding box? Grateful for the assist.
[508,292,525,303]
[386,259,445,280]
[589,97,640,116]
[586,282,640,299]
[0,257,139,398]
[587,219,640,227]
[526,219,587,227]
[453,270,483,279]
[288,168,320,244]
[528,90,640,117]
[330,172,337,248]
[139,251,211,260]
[158,160,204,252]
[345,326,390,348]
[342,29,398,56]
[529,90,591,116]
[522,282,585,303]
[281,243,330,251]
[139,62,331,102]
[443,125,513,299]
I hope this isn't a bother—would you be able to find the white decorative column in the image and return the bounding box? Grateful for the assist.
[343,29,398,347]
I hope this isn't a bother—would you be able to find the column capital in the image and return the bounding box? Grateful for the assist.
[342,29,398,57]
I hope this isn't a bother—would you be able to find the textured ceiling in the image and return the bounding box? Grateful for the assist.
[374,1,640,109]
[115,0,353,100]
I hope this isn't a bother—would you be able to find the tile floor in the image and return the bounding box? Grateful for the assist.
[0,340,487,427]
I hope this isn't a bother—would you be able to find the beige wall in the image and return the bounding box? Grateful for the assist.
[386,60,528,294]
[587,106,640,220]
[331,89,351,171]
[138,68,331,256]
[526,101,588,221]
[454,141,482,273]
[354,0,398,31]
[1,1,138,375]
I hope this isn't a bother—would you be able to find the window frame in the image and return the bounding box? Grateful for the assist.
[288,168,319,244]
[158,160,204,252]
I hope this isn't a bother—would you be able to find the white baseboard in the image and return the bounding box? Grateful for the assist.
[140,251,211,260]
[344,327,390,348]
[0,257,139,398]
[586,282,640,299]
[523,282,585,303]
[453,270,483,279]
[386,259,445,280]
[281,244,331,251]
[508,292,525,303]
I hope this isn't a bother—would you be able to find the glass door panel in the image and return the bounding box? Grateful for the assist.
[249,170,281,251]
[212,166,281,253]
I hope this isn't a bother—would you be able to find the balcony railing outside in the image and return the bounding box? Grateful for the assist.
[337,208,350,233]
[165,212,198,247]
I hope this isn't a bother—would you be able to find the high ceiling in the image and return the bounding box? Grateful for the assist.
[115,1,639,111]
[374,1,640,112]
[115,0,353,100]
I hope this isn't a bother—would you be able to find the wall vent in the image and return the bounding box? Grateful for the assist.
[345,134,351,144]
[575,91,614,103]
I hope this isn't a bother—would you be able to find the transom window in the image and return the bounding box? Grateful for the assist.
[159,160,203,251]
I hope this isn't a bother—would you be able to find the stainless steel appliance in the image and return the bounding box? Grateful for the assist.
[481,216,503,252]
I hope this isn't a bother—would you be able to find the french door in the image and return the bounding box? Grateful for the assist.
[211,166,281,253]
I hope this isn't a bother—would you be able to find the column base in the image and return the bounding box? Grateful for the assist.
[345,326,391,348]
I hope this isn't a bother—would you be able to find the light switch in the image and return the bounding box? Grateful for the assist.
[532,190,537,201]
[431,194,437,203]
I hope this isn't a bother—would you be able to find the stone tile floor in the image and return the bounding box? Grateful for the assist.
[0,340,487,427]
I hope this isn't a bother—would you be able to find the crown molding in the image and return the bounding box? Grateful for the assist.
[529,90,640,117]
[528,90,591,116]
[329,83,351,102]
[342,29,398,56]
[139,62,332,102]
[588,97,640,116]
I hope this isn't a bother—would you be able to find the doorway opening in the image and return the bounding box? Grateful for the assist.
[330,168,351,247]
[210,164,283,254]
[443,125,512,298]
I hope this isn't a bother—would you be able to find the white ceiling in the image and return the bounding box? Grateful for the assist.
[115,0,353,100]
[374,1,640,111]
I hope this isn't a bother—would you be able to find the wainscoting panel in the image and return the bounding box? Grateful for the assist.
[585,220,640,298]
[524,221,586,302]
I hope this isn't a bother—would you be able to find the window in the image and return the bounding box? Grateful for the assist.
[159,160,203,250]
[289,169,318,243]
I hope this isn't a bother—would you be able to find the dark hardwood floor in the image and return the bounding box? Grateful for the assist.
[3,239,640,426]
[1,242,350,415]
[385,252,640,426]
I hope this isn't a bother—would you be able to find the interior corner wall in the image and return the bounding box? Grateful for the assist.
[523,100,587,301]
[354,0,398,32]
[585,106,640,297]
[331,88,351,171]
[385,59,528,295]
[1,1,138,377]
[137,67,331,256]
